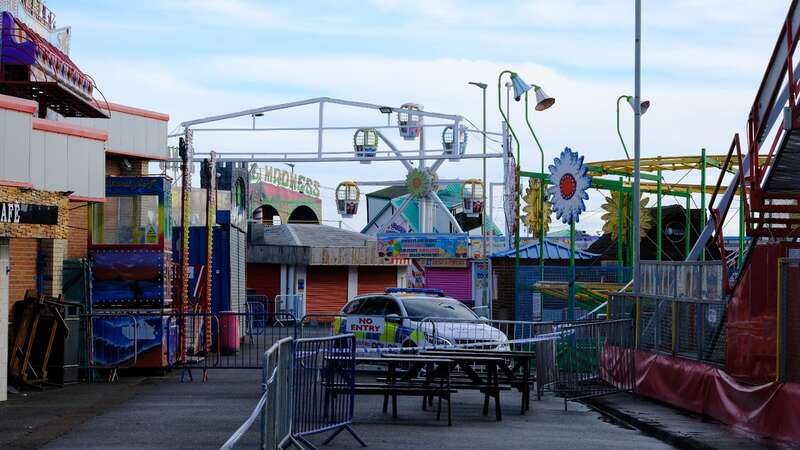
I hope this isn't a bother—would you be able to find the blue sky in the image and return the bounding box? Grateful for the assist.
[49,0,789,234]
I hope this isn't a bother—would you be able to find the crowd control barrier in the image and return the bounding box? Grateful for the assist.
[293,334,365,449]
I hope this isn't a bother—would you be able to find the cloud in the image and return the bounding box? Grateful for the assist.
[57,0,784,236]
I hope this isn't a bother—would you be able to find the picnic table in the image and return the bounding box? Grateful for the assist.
[342,356,456,425]
[383,352,508,421]
[421,348,535,413]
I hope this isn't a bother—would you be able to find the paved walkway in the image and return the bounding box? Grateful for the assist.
[1,369,672,449]
[588,393,783,450]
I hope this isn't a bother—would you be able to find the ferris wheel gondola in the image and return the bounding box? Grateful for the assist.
[397,103,423,140]
[353,128,379,163]
[442,124,467,160]
[335,181,360,217]
[461,179,484,218]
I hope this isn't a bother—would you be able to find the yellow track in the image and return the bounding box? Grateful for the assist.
[587,154,770,176]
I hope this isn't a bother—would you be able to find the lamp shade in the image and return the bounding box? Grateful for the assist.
[510,73,532,101]
[534,87,555,111]
[626,96,651,115]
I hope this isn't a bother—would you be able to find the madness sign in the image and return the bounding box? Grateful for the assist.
[346,316,385,334]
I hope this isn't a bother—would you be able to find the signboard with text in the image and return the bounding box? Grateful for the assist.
[346,316,385,334]
[0,201,58,225]
[377,233,470,259]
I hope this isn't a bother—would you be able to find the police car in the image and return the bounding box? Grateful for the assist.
[334,288,509,351]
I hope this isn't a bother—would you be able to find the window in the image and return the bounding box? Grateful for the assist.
[401,297,478,320]
[97,195,160,245]
[384,299,402,316]
[343,299,364,314]
[358,297,389,316]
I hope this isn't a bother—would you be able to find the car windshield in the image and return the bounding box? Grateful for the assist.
[401,297,478,320]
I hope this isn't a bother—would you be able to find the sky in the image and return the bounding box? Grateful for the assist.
[50,0,790,236]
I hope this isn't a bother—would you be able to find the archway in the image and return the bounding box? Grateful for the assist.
[288,205,319,224]
[253,204,280,226]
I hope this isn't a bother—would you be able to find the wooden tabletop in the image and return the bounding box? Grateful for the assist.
[422,349,535,359]
[355,356,453,364]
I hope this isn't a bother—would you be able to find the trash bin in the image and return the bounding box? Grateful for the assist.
[219,311,240,354]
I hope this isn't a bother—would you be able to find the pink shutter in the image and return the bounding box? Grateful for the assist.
[424,267,472,302]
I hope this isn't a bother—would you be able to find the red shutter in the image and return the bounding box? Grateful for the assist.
[246,263,281,301]
[306,266,348,313]
[358,266,397,295]
[424,267,472,302]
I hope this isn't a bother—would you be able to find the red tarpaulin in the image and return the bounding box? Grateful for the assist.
[633,351,800,443]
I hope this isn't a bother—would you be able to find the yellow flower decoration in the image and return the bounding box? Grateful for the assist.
[601,191,653,241]
[522,179,552,238]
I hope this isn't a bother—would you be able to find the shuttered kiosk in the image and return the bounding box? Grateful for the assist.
[248,224,408,315]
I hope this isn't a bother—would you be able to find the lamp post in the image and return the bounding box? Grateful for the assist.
[523,84,556,286]
[615,95,650,160]
[633,0,643,294]
[498,70,533,317]
[616,93,650,280]
[251,112,264,129]
[469,81,489,312]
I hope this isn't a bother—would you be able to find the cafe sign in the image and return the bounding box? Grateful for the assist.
[250,164,321,197]
[0,201,58,225]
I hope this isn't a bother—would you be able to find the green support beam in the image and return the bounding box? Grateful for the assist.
[700,148,707,261]
[657,170,662,261]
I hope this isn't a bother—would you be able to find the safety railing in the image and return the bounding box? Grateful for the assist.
[221,337,297,450]
[83,311,299,375]
[293,334,364,448]
[535,319,635,407]
[275,294,305,319]
[778,258,800,382]
[416,317,539,352]
[609,292,727,366]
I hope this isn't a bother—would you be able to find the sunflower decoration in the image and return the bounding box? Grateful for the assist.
[547,147,592,224]
[600,191,653,241]
[522,178,552,238]
[406,168,437,198]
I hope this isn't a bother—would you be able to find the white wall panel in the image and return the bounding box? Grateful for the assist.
[43,131,69,192]
[4,111,30,182]
[0,109,32,184]
[68,109,169,160]
[28,130,44,187]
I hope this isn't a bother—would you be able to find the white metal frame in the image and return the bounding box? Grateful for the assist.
[173,97,505,233]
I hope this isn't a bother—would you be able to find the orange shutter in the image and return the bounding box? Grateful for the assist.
[306,266,348,314]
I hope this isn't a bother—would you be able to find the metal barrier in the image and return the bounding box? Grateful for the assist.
[84,311,299,376]
[778,258,800,382]
[417,317,541,351]
[537,319,635,408]
[276,294,305,319]
[610,292,727,365]
[221,337,299,450]
[293,334,365,448]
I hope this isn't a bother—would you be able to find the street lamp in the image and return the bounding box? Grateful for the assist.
[616,95,651,159]
[523,82,555,282]
[468,81,488,255]
[251,112,264,129]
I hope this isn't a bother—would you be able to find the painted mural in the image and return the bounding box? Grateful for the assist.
[91,249,166,307]
[91,316,176,367]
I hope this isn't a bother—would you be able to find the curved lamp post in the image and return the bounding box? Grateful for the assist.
[498,71,530,315]
[523,84,555,280]
[616,94,650,279]
[616,95,650,159]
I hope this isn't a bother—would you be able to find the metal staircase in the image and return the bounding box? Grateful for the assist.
[690,0,800,280]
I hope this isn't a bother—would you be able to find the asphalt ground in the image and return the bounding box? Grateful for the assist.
[1,369,675,449]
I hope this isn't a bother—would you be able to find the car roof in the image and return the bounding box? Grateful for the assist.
[352,293,460,302]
